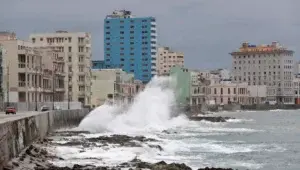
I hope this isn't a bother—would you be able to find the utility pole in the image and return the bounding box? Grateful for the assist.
[35,66,38,111]
[67,69,71,110]
[52,69,56,110]
[6,65,9,107]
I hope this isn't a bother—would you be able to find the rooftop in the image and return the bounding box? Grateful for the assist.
[106,10,133,19]
[230,41,294,55]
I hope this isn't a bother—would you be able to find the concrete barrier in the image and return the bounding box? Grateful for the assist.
[0,109,89,169]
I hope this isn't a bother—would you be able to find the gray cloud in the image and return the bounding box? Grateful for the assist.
[0,0,299,69]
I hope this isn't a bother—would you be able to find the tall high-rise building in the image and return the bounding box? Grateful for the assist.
[157,47,184,76]
[230,41,294,103]
[30,31,92,106]
[104,10,157,83]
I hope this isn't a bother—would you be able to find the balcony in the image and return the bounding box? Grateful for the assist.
[55,87,65,92]
[18,81,26,87]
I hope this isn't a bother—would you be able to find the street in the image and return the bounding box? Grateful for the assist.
[0,111,42,124]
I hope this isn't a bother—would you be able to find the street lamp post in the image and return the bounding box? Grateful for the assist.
[52,69,56,110]
[35,66,39,111]
[6,65,9,107]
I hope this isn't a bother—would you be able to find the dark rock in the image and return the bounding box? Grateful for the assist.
[155,161,167,166]
[12,162,19,167]
[198,168,234,170]
[136,161,152,169]
[41,149,48,155]
[189,116,234,122]
[87,135,157,148]
[149,144,163,151]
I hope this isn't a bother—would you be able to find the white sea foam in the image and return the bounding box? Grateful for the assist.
[78,76,189,134]
[226,118,254,123]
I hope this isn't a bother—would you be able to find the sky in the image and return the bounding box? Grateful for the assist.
[1,0,300,69]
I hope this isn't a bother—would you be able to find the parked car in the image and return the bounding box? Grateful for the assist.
[41,106,50,112]
[5,107,16,114]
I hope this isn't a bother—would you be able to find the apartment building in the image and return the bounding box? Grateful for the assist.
[0,32,64,105]
[208,81,267,105]
[230,41,294,104]
[91,69,134,107]
[29,31,92,106]
[104,10,157,83]
[157,47,184,76]
[170,67,208,106]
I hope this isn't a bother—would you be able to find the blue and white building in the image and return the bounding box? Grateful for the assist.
[104,10,157,83]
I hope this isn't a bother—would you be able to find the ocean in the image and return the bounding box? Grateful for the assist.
[45,77,300,170]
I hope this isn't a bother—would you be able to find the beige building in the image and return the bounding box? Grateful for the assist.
[0,32,65,106]
[208,81,267,105]
[230,41,294,104]
[91,69,134,107]
[157,47,184,76]
[29,31,92,106]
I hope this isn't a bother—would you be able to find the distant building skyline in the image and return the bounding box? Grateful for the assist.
[1,0,300,69]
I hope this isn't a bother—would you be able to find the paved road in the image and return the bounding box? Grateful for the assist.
[0,111,42,124]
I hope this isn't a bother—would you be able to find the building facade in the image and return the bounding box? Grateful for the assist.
[230,41,294,104]
[208,81,267,105]
[91,69,134,107]
[157,47,184,76]
[29,31,92,106]
[0,33,65,106]
[104,10,157,83]
[115,80,145,105]
[92,60,105,69]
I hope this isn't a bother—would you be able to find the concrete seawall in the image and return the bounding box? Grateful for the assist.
[0,109,89,169]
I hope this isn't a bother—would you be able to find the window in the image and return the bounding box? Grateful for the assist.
[214,88,217,94]
[79,76,85,82]
[79,86,85,92]
[68,37,72,43]
[228,88,230,94]
[78,46,84,52]
[106,21,110,24]
[79,66,84,72]
[40,38,43,41]
[68,66,72,72]
[32,38,36,43]
[120,31,124,34]
[68,56,72,62]
[78,55,84,62]
[68,47,72,52]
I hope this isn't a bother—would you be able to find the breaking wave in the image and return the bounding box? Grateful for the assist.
[78,76,189,134]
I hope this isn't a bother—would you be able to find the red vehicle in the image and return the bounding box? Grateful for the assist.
[5,107,16,115]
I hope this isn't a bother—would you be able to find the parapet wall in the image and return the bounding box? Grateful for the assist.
[0,109,89,169]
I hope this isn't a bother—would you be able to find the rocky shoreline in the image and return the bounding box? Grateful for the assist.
[188,116,234,122]
[4,116,237,170]
[5,142,235,170]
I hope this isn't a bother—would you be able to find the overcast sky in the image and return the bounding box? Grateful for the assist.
[1,0,300,69]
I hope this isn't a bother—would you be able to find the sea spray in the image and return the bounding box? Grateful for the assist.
[78,76,189,134]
